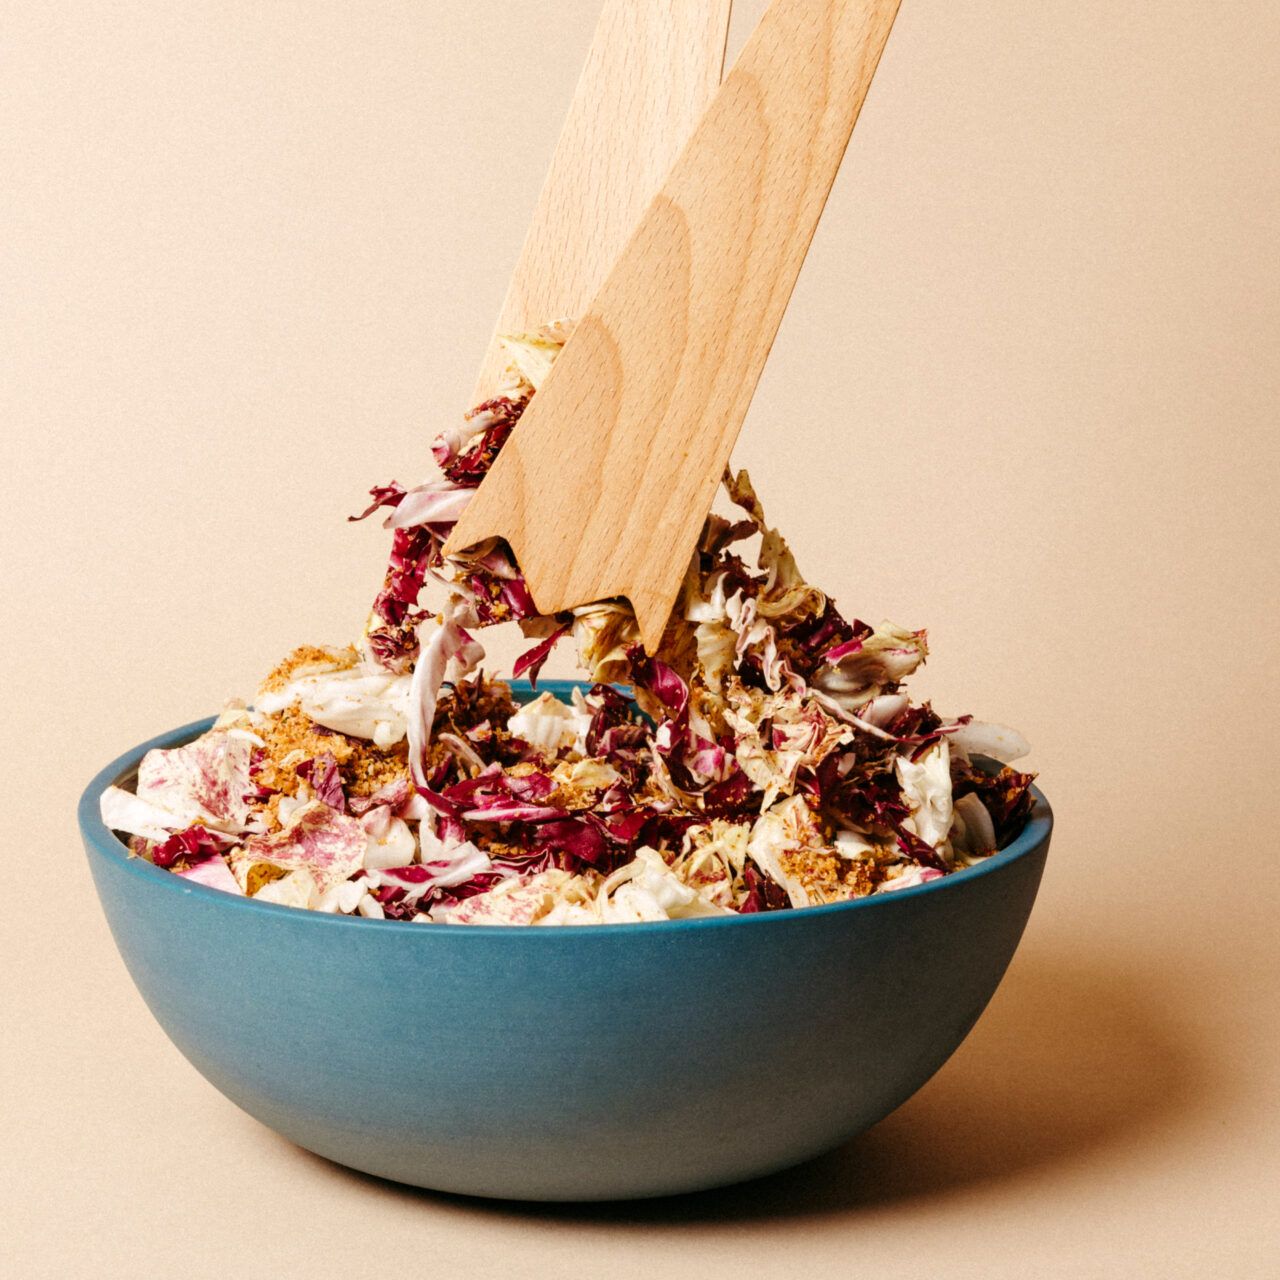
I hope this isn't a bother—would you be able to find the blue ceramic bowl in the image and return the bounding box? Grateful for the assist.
[81,679,1051,1201]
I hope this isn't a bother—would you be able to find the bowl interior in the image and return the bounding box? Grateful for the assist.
[81,678,1052,937]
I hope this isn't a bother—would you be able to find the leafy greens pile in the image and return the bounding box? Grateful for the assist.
[101,325,1035,925]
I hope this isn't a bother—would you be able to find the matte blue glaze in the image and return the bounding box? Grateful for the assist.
[80,679,1052,1201]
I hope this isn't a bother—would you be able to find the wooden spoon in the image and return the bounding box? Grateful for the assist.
[471,0,735,402]
[448,0,902,653]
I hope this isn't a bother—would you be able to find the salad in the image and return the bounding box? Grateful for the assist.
[100,324,1035,925]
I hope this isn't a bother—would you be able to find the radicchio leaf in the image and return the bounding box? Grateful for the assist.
[349,482,406,523]
[512,624,570,689]
[434,396,525,483]
[531,818,610,868]
[952,761,1037,845]
[296,752,346,812]
[151,825,229,869]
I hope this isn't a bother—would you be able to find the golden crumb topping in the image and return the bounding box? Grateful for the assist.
[547,782,595,810]
[252,706,355,794]
[258,644,359,695]
[779,847,877,904]
[476,838,527,861]
[421,737,464,780]
[344,739,410,797]
[250,705,408,804]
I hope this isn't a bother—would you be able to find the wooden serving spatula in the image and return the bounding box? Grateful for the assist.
[449,0,902,652]
[471,0,735,402]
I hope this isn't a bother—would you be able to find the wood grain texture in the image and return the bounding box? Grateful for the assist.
[471,0,733,401]
[451,0,902,650]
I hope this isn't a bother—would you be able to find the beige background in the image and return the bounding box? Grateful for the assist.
[3,1,1278,1276]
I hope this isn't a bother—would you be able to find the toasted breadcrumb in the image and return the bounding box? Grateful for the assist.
[780,847,878,903]
[253,706,356,794]
[547,781,598,809]
[345,740,410,797]
[251,705,408,803]
[258,644,359,695]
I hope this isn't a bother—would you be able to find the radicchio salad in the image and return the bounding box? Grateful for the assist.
[101,323,1035,926]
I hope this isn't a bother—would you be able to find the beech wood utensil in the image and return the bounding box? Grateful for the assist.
[451,0,901,651]
[471,0,734,401]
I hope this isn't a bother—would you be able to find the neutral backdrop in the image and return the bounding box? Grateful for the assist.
[4,2,1277,1277]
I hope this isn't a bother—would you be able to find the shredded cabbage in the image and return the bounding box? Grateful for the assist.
[101,323,1036,921]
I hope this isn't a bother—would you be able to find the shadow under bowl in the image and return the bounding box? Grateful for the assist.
[80,679,1052,1201]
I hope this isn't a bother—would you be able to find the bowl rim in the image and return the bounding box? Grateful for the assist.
[80,682,1052,938]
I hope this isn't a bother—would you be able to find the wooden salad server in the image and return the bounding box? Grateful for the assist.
[450,0,902,653]
[471,0,735,402]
